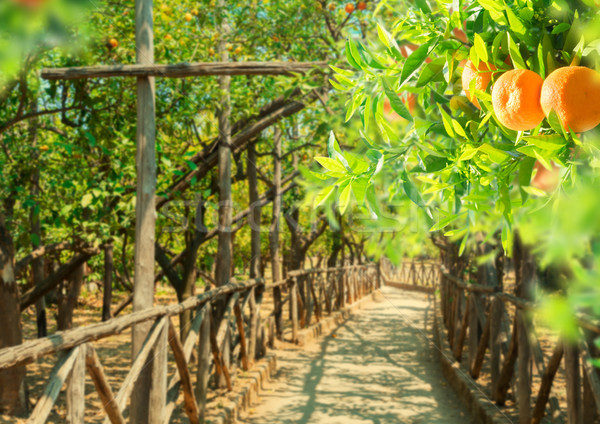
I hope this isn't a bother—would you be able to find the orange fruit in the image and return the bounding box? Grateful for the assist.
[39,145,49,152]
[357,1,367,10]
[461,59,497,109]
[540,66,600,133]
[109,38,118,48]
[532,161,560,192]
[165,34,172,41]
[185,12,193,22]
[491,69,545,131]
[327,3,335,10]
[345,3,355,13]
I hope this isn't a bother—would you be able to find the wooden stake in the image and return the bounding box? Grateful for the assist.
[131,0,157,420]
[85,345,125,424]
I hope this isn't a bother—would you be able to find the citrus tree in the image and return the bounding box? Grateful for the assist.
[312,0,600,337]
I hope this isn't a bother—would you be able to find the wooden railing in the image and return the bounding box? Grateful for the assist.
[380,258,439,292]
[0,264,378,423]
[438,268,600,424]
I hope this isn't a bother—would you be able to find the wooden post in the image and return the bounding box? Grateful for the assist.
[489,297,503,386]
[270,127,283,338]
[196,305,212,421]
[468,293,479,370]
[531,343,564,424]
[234,300,249,371]
[85,345,125,424]
[564,342,583,424]
[291,279,299,343]
[305,273,313,327]
[495,316,518,405]
[66,344,86,424]
[131,0,157,419]
[453,296,469,361]
[517,311,531,424]
[214,0,233,291]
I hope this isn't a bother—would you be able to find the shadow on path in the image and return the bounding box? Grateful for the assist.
[239,288,475,424]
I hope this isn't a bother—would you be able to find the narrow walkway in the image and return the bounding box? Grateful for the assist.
[240,287,474,424]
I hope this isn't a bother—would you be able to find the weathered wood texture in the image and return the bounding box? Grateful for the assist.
[41,61,326,80]
[130,0,157,420]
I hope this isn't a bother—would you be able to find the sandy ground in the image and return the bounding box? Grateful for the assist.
[239,287,475,424]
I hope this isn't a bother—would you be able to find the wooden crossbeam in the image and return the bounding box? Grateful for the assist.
[41,61,327,80]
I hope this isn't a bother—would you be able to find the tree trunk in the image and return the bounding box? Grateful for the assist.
[270,127,283,338]
[102,245,113,322]
[248,143,261,279]
[0,217,27,416]
[57,263,85,331]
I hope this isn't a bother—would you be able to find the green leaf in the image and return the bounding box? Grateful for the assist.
[547,109,568,138]
[338,183,352,214]
[507,33,527,69]
[315,185,336,207]
[400,38,439,87]
[505,6,534,45]
[518,157,536,202]
[401,170,425,208]
[452,119,468,139]
[366,184,380,216]
[315,157,347,173]
[382,78,413,122]
[81,193,93,208]
[352,178,369,204]
[458,147,478,161]
[479,143,509,163]
[345,39,362,70]
[552,23,570,34]
[523,134,567,151]
[474,33,488,63]
[439,106,455,137]
[429,211,467,231]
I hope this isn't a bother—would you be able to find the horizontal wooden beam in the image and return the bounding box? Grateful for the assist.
[41,61,327,80]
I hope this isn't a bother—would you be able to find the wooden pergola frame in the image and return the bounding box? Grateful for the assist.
[40,0,325,420]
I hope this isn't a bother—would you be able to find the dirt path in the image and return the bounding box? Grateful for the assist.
[239,287,475,424]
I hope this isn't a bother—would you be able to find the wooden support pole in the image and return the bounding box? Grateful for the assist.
[531,342,564,424]
[234,300,249,371]
[270,127,283,338]
[166,319,199,424]
[470,308,491,379]
[196,305,212,421]
[164,306,205,424]
[495,316,518,405]
[106,317,167,423]
[28,346,80,424]
[41,61,326,80]
[564,342,583,424]
[580,339,600,418]
[489,297,503,386]
[66,344,86,424]
[453,296,469,361]
[468,293,479,370]
[291,279,299,343]
[517,311,531,424]
[85,345,125,424]
[131,0,157,420]
[214,0,233,292]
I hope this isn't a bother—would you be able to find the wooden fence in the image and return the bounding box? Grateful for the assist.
[438,268,600,424]
[0,264,378,423]
[380,258,438,292]
[381,258,600,423]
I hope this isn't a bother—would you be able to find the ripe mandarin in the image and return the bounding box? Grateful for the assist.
[540,66,600,133]
[492,69,545,131]
[345,3,355,13]
[461,59,497,109]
